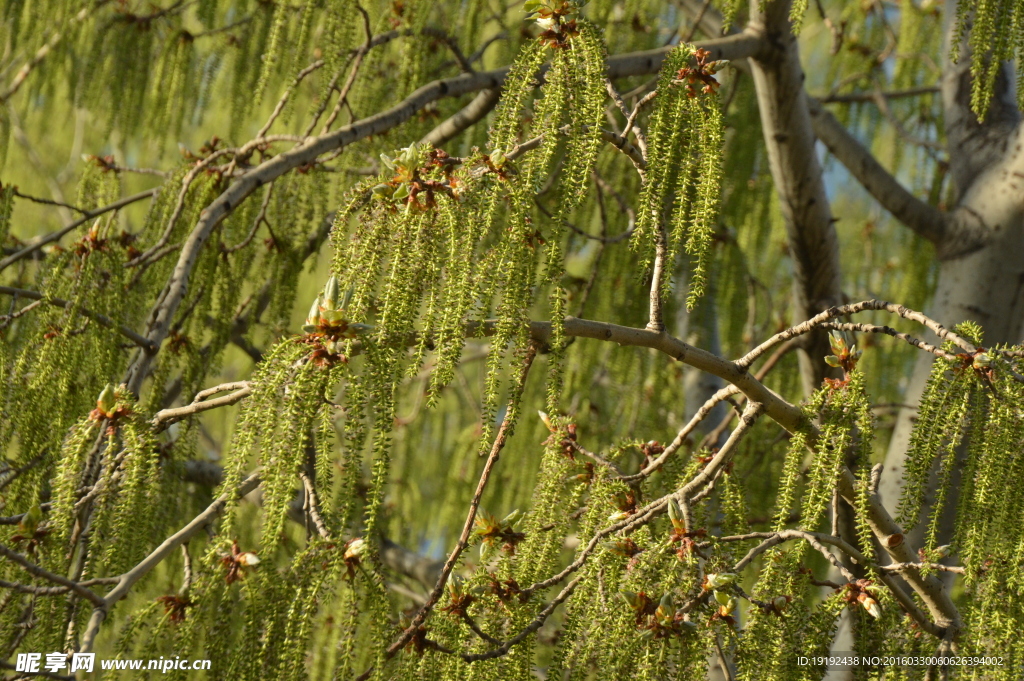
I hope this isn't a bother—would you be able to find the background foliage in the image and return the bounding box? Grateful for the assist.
[1,0,1023,679]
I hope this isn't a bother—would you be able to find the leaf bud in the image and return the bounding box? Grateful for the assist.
[303,296,322,333]
[344,537,367,560]
[97,384,117,416]
[236,552,260,567]
[829,330,848,354]
[536,15,558,31]
[19,504,42,534]
[392,182,410,201]
[323,276,340,310]
[667,498,683,528]
[858,594,882,619]
[705,572,738,589]
[620,590,641,609]
[713,590,732,606]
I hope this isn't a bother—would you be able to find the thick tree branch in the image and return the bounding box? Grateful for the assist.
[747,0,842,393]
[124,32,765,393]
[808,99,952,246]
[420,88,501,147]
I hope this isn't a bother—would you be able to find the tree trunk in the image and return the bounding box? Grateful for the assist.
[748,0,844,396]
[877,1,1024,529]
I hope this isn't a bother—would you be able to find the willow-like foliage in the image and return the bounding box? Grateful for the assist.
[2,0,1024,679]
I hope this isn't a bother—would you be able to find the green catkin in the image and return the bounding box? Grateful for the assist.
[4,1,1024,677]
[632,42,725,310]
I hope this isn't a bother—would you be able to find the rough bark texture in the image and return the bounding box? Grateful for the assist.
[878,0,1024,533]
[748,0,844,396]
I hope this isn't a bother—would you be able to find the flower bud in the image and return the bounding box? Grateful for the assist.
[489,148,506,167]
[772,595,790,612]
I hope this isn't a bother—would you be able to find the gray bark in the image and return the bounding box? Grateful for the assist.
[877,1,1024,529]
[748,0,844,396]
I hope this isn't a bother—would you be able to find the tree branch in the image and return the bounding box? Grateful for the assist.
[747,0,843,393]
[382,344,538,660]
[0,286,159,350]
[0,543,104,607]
[124,31,766,394]
[79,471,262,652]
[151,381,252,432]
[807,98,951,246]
[0,188,159,272]
[420,88,501,147]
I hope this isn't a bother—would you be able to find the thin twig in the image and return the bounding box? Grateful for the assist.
[0,543,104,606]
[298,471,332,540]
[0,286,157,350]
[736,300,977,370]
[374,345,538,667]
[151,382,252,432]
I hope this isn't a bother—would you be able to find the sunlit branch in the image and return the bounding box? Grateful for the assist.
[151,381,252,432]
